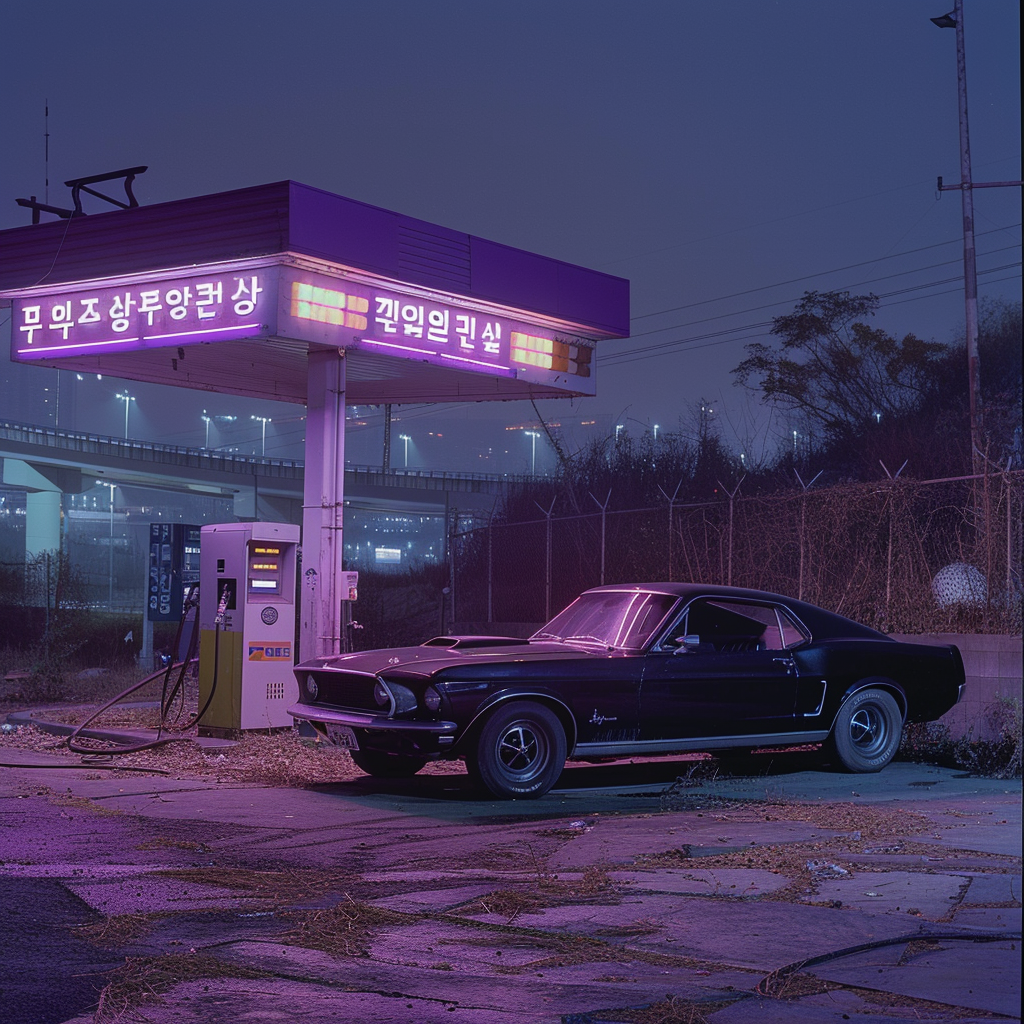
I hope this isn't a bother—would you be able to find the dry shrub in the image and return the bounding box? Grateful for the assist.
[899,699,1022,779]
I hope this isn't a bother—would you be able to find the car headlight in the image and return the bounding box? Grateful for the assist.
[306,675,319,699]
[373,679,418,715]
[423,685,442,712]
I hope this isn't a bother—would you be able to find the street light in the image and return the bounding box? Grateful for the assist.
[98,481,116,607]
[525,430,540,475]
[653,424,660,442]
[201,411,212,447]
[615,424,624,443]
[115,392,134,438]
[399,433,411,468]
[250,415,271,456]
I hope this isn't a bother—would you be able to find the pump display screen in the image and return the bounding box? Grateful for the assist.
[248,544,282,596]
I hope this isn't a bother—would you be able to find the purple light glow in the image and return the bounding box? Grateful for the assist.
[12,267,275,361]
[358,336,517,376]
[7,257,598,396]
[282,268,592,387]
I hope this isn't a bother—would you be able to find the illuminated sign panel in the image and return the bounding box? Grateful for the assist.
[8,259,594,390]
[12,267,277,361]
[284,270,592,383]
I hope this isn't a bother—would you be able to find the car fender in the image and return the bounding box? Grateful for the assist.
[832,677,908,730]
[455,689,578,754]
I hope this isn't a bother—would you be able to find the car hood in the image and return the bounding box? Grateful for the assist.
[298,636,611,677]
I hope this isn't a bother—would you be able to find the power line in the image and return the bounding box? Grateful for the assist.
[599,261,1021,368]
[626,223,1021,329]
[617,241,1021,343]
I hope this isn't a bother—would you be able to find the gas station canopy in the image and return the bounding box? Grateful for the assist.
[0,180,630,403]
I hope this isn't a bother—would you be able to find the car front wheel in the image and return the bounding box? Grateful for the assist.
[349,748,428,778]
[830,688,902,773]
[475,701,567,799]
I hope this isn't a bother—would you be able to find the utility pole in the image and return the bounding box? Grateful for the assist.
[932,1,1023,471]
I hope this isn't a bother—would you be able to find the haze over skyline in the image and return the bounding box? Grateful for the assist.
[1,0,1020,474]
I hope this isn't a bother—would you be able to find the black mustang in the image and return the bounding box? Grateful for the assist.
[288,583,965,799]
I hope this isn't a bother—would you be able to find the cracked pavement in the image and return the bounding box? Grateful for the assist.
[1,750,1020,1023]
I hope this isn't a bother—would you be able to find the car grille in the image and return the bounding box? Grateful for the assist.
[306,670,381,713]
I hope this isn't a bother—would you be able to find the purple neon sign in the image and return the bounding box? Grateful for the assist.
[11,268,276,360]
[285,272,593,383]
[8,261,594,390]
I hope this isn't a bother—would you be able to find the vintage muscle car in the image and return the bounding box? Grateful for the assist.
[288,584,965,799]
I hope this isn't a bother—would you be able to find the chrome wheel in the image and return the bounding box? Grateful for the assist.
[831,688,902,773]
[476,701,566,799]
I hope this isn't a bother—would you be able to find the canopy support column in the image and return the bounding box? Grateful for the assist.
[301,348,346,660]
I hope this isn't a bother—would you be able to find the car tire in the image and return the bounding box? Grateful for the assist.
[830,688,903,773]
[349,748,428,778]
[475,701,567,799]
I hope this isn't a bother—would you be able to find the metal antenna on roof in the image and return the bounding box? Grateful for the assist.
[17,165,147,223]
[44,100,49,204]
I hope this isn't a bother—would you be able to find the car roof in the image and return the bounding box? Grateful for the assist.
[580,583,888,640]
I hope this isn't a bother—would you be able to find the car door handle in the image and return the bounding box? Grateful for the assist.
[773,657,796,675]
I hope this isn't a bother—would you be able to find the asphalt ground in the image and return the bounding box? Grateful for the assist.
[0,735,1020,1024]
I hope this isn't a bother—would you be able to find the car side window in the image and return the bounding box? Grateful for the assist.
[777,607,810,649]
[660,598,803,653]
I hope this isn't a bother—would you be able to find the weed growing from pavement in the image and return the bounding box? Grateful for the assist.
[612,994,746,1023]
[72,912,156,948]
[93,953,273,1024]
[283,895,410,957]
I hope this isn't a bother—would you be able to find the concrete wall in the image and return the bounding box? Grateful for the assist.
[891,634,1023,741]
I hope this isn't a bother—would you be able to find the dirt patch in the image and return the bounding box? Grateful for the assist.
[1,716,467,786]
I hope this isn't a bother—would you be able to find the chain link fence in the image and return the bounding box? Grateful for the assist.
[452,471,1022,635]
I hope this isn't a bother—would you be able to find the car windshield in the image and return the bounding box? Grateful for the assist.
[533,590,679,651]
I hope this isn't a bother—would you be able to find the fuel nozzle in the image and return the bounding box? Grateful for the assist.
[216,583,231,625]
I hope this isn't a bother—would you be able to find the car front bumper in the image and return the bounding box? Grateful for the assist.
[287,703,459,757]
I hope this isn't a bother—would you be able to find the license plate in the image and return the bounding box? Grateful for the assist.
[327,724,359,750]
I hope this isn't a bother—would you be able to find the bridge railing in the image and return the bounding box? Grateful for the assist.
[0,419,517,492]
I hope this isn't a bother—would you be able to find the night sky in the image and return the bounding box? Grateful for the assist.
[1,0,1020,474]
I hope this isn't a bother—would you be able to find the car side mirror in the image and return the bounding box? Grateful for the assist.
[674,634,701,653]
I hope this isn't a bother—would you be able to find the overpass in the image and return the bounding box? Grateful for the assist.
[0,419,508,556]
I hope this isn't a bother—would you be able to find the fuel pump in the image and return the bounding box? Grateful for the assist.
[197,522,300,734]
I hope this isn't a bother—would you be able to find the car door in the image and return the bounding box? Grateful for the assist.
[562,651,645,746]
[638,597,802,740]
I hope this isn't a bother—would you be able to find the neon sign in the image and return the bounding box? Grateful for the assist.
[8,260,594,388]
[12,268,275,360]
[286,273,592,381]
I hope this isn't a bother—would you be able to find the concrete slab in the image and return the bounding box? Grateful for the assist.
[218,939,714,1019]
[661,762,1021,805]
[813,940,1021,1017]
[65,875,268,915]
[813,870,967,920]
[468,894,915,974]
[610,868,791,897]
[709,987,973,1023]
[952,906,1023,930]
[904,796,1023,858]
[548,812,845,869]
[369,884,501,913]
[961,872,1022,904]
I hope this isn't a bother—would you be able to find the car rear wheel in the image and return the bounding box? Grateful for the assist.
[830,688,902,773]
[349,749,428,778]
[475,701,567,799]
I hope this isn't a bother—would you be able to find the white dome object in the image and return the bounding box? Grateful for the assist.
[932,562,987,608]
